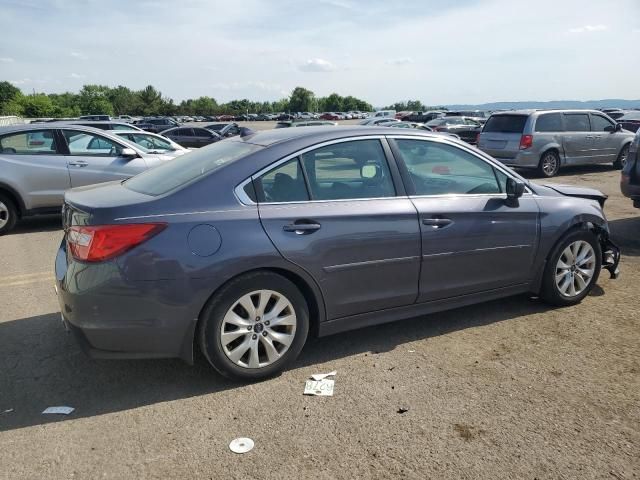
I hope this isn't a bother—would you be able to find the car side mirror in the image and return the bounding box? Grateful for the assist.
[121,147,138,158]
[614,123,622,132]
[506,177,525,200]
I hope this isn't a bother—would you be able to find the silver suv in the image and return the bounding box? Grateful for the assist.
[477,109,634,177]
[0,124,179,234]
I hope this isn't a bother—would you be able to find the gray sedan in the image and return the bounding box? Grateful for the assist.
[55,127,620,380]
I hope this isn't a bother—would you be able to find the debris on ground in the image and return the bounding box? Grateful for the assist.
[42,406,74,415]
[2,408,14,414]
[397,407,409,414]
[229,437,254,454]
[304,371,336,396]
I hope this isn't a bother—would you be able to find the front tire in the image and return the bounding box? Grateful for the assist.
[537,150,560,178]
[0,193,18,235]
[198,271,309,381]
[540,229,602,306]
[613,144,630,169]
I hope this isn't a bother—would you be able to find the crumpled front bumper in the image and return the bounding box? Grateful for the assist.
[601,237,621,279]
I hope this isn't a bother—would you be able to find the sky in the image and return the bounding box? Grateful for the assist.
[1,0,639,106]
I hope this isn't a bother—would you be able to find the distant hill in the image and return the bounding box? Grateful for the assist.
[444,99,640,111]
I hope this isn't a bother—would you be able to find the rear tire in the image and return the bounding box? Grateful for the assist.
[198,271,309,381]
[540,229,602,307]
[537,150,560,178]
[0,193,18,235]
[613,144,629,169]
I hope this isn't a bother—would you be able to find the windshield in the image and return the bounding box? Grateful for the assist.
[119,133,177,151]
[124,140,261,196]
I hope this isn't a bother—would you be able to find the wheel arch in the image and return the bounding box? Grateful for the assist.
[0,182,26,216]
[530,217,606,295]
[181,265,326,364]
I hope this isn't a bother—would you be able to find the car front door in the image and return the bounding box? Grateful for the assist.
[589,113,619,163]
[390,137,539,302]
[255,137,421,320]
[61,129,147,187]
[173,128,195,147]
[0,129,71,209]
[562,113,593,164]
[193,128,215,147]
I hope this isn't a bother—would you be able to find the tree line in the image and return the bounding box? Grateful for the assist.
[0,82,384,118]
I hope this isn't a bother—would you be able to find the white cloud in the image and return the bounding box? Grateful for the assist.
[568,24,608,34]
[69,73,85,79]
[0,57,14,63]
[386,57,414,66]
[70,51,88,60]
[298,58,336,72]
[10,78,31,85]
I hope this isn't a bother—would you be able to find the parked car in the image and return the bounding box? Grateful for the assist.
[599,108,625,120]
[114,115,140,123]
[277,113,295,121]
[370,110,396,118]
[53,126,620,380]
[425,117,482,144]
[387,121,432,130]
[161,127,222,148]
[617,111,640,133]
[0,124,180,234]
[114,131,190,157]
[79,114,111,121]
[274,121,338,128]
[359,118,400,126]
[217,114,237,122]
[136,117,181,133]
[401,111,445,123]
[477,110,635,177]
[621,128,640,208]
[320,112,342,121]
[445,110,489,124]
[53,121,143,132]
[204,123,242,138]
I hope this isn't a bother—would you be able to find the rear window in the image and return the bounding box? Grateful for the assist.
[483,115,527,133]
[124,140,261,196]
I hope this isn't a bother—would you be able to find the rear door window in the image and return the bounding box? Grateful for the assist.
[256,159,310,202]
[564,114,590,132]
[0,130,58,154]
[63,130,122,156]
[483,115,527,133]
[534,113,563,132]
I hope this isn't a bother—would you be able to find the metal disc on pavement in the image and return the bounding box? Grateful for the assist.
[229,437,254,454]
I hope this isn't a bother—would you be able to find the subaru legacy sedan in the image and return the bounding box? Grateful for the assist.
[55,127,620,380]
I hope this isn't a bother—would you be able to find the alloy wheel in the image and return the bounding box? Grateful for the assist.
[619,147,628,168]
[555,240,596,297]
[220,290,297,369]
[0,201,9,230]
[542,153,558,177]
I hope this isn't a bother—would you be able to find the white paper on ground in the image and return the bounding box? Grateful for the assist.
[311,370,337,381]
[229,437,254,454]
[303,379,335,396]
[42,406,75,415]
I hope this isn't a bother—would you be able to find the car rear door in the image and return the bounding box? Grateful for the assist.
[0,129,71,209]
[255,137,421,320]
[61,129,147,187]
[193,128,216,147]
[589,113,618,163]
[390,137,539,302]
[562,113,593,164]
[172,128,194,147]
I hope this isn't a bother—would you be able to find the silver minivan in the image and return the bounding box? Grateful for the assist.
[477,110,634,177]
[0,124,179,234]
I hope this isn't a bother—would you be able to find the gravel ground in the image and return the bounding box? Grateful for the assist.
[0,141,638,479]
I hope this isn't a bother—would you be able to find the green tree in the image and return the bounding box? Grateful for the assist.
[107,86,139,115]
[78,85,114,115]
[137,85,163,115]
[19,94,56,117]
[0,81,23,115]
[288,87,315,112]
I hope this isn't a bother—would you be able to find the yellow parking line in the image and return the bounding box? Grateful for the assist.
[3,271,52,281]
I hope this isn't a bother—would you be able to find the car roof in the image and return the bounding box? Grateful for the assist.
[229,125,452,147]
[492,109,607,116]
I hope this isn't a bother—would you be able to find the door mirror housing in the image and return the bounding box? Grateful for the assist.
[121,147,138,158]
[506,177,525,199]
[614,122,622,132]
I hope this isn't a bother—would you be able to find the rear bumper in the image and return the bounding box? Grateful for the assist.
[480,149,539,168]
[54,241,197,362]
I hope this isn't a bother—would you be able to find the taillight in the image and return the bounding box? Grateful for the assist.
[519,134,533,150]
[67,223,166,262]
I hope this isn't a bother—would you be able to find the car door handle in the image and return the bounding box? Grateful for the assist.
[68,161,88,167]
[422,218,453,228]
[585,135,593,139]
[283,222,321,234]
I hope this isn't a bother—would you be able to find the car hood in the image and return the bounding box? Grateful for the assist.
[541,183,608,206]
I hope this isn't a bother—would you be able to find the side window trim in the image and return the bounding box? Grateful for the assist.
[239,136,405,205]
